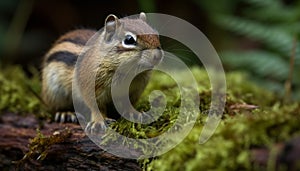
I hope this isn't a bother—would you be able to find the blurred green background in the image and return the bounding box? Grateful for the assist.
[0,0,299,101]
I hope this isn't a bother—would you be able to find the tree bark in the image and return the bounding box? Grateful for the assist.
[0,113,141,171]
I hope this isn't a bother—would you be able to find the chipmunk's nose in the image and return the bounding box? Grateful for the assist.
[140,48,163,69]
[152,48,163,65]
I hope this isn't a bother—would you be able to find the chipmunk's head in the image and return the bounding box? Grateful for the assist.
[102,12,163,69]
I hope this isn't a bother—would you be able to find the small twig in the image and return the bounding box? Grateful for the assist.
[284,36,297,103]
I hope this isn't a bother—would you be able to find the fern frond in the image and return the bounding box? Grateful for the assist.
[221,50,300,98]
[206,0,300,100]
[221,50,290,81]
[243,0,300,22]
[214,15,300,65]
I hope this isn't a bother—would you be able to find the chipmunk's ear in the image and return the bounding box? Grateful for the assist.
[104,14,120,42]
[139,12,147,22]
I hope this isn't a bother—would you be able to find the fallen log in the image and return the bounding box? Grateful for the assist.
[0,113,141,171]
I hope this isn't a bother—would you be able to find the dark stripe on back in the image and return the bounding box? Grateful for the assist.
[55,29,96,46]
[56,37,88,46]
[47,51,78,66]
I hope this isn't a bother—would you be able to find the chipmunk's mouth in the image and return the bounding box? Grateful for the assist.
[139,48,163,69]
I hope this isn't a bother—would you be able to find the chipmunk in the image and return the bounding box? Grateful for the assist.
[41,12,163,134]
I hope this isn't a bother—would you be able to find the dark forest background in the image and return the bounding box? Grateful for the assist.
[1,0,300,101]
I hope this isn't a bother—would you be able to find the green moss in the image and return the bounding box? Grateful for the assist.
[145,103,300,170]
[101,67,300,170]
[102,66,299,170]
[1,65,298,170]
[0,65,47,117]
[140,67,300,170]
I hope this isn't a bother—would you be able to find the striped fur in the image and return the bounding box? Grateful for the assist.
[46,51,78,66]
[44,29,96,66]
[42,29,96,111]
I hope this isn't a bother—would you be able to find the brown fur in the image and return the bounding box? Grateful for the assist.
[137,34,160,49]
[55,29,96,45]
[42,13,162,133]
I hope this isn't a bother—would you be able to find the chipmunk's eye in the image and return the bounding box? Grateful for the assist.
[122,32,137,48]
[124,35,136,45]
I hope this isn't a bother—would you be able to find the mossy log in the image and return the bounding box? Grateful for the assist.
[0,113,141,171]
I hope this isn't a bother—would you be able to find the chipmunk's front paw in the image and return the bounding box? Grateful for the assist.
[84,118,116,134]
[85,120,107,134]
